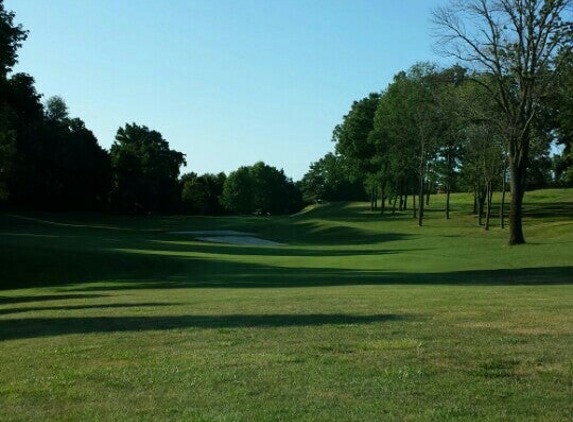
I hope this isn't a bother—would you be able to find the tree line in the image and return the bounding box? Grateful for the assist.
[2,0,572,242]
[0,1,301,216]
[300,0,573,244]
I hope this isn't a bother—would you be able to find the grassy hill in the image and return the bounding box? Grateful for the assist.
[1,189,572,421]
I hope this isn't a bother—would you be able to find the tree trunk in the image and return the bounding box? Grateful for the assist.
[508,159,526,245]
[370,189,375,211]
[425,183,431,206]
[380,182,385,215]
[392,195,398,215]
[485,182,493,231]
[413,192,417,219]
[445,184,451,220]
[477,187,486,226]
[500,160,507,229]
[418,173,425,227]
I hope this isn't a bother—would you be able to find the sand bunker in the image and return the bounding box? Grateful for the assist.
[170,230,284,246]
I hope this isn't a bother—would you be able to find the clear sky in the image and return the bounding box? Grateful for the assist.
[7,0,448,181]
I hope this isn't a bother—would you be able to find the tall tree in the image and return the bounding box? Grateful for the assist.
[299,153,367,204]
[181,172,227,215]
[110,123,185,213]
[373,64,445,226]
[333,93,381,204]
[433,0,573,244]
[221,162,302,215]
[0,0,27,78]
[552,49,573,185]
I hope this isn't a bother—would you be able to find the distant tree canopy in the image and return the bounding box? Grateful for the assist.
[180,171,227,215]
[220,162,302,215]
[298,153,367,203]
[110,123,185,213]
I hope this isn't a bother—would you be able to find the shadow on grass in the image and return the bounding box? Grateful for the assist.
[153,240,413,258]
[2,209,572,291]
[0,294,108,305]
[2,236,572,290]
[69,264,573,291]
[0,302,175,316]
[0,313,406,341]
[523,202,573,219]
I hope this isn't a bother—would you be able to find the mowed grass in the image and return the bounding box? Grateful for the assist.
[0,189,572,421]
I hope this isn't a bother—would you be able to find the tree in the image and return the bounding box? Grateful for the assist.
[2,73,44,207]
[373,64,445,226]
[0,0,27,78]
[181,172,226,215]
[45,95,68,123]
[220,166,254,214]
[58,117,112,210]
[299,153,367,204]
[433,0,573,244]
[0,104,15,201]
[221,162,302,215]
[333,93,381,205]
[110,123,186,213]
[552,49,573,185]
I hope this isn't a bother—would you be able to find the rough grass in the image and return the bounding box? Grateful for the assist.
[0,189,572,421]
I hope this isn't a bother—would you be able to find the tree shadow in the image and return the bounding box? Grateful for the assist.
[3,232,572,291]
[0,302,175,316]
[0,223,417,290]
[0,293,107,305]
[2,209,571,291]
[151,239,413,258]
[0,313,407,342]
[69,262,573,291]
[285,221,411,246]
[523,203,573,219]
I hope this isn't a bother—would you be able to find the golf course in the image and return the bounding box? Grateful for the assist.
[1,189,572,421]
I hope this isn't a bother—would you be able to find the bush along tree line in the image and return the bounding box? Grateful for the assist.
[300,1,573,244]
[0,1,302,216]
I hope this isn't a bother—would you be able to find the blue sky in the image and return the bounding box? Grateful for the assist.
[7,0,447,180]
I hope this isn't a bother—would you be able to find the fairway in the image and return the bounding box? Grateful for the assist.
[1,190,572,421]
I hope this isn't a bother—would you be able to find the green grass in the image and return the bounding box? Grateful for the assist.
[1,189,572,421]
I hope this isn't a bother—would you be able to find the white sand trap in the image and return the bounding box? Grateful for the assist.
[195,236,284,246]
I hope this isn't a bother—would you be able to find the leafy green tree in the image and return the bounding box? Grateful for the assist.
[299,153,367,204]
[221,162,301,215]
[181,172,208,214]
[552,50,573,186]
[58,117,112,210]
[373,64,445,226]
[333,93,381,204]
[0,0,27,78]
[220,166,253,214]
[2,74,45,207]
[45,95,68,123]
[433,0,573,244]
[0,104,15,201]
[110,123,185,213]
[181,172,226,215]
